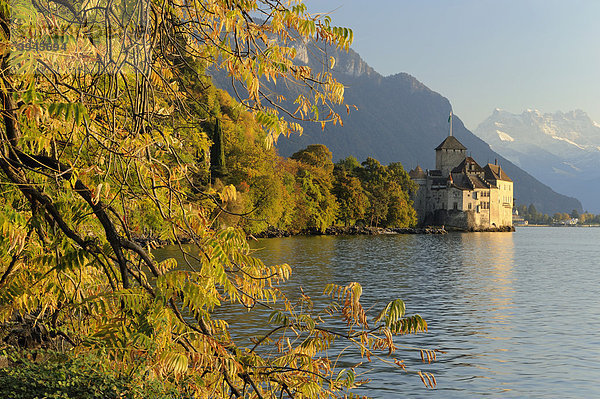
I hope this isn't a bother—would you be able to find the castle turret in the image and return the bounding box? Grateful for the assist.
[408,165,427,181]
[408,165,428,222]
[435,136,466,177]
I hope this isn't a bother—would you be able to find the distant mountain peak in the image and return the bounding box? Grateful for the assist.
[524,108,542,115]
[474,108,600,212]
[496,130,515,142]
[294,41,378,78]
[386,72,430,92]
[336,48,377,77]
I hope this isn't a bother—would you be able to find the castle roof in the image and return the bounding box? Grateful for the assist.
[469,175,490,189]
[409,165,427,179]
[451,157,484,174]
[484,164,512,182]
[430,177,448,188]
[435,135,467,151]
[449,173,490,191]
[449,173,471,190]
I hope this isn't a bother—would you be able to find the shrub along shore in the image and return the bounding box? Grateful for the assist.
[252,224,514,238]
[252,225,447,238]
[135,224,518,247]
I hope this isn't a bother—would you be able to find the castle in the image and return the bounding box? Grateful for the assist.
[408,134,513,230]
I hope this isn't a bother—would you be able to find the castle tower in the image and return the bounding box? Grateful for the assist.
[408,165,428,223]
[435,136,467,177]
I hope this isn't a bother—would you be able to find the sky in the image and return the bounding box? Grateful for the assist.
[303,0,600,130]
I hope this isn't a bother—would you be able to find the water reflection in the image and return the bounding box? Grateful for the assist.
[457,233,515,328]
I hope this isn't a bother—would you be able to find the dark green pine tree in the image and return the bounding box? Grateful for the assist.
[210,118,228,183]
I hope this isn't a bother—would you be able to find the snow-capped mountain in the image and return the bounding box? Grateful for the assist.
[474,109,600,212]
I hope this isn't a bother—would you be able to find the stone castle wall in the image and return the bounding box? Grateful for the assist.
[424,209,479,230]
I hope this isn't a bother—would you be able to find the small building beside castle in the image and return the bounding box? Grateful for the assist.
[409,134,513,230]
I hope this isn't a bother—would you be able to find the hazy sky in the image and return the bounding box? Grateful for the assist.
[303,0,600,130]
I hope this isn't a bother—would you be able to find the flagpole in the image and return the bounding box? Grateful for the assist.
[449,110,453,137]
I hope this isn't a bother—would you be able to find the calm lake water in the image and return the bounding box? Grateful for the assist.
[158,227,600,397]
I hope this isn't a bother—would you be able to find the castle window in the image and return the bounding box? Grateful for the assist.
[453,202,458,210]
[468,203,472,210]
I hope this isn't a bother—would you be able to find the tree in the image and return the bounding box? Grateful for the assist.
[579,212,594,225]
[336,155,362,174]
[385,162,417,227]
[528,204,538,217]
[386,189,417,228]
[570,209,580,219]
[291,145,338,231]
[210,118,228,182]
[356,158,417,228]
[387,162,418,195]
[332,169,369,226]
[291,144,336,171]
[215,94,297,233]
[357,158,390,227]
[0,0,433,396]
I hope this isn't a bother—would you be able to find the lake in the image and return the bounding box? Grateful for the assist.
[158,227,600,397]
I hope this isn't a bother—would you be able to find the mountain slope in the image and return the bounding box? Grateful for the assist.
[474,109,600,212]
[210,43,582,215]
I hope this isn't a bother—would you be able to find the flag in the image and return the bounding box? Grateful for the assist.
[448,111,453,123]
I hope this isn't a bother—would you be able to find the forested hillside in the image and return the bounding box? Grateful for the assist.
[201,87,417,234]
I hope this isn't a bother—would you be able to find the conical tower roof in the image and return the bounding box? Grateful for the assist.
[409,165,426,179]
[435,136,467,151]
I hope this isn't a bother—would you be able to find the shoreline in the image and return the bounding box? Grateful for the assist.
[252,225,515,239]
[252,226,447,238]
[135,225,516,247]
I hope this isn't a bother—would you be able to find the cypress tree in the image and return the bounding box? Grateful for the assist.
[210,118,227,182]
